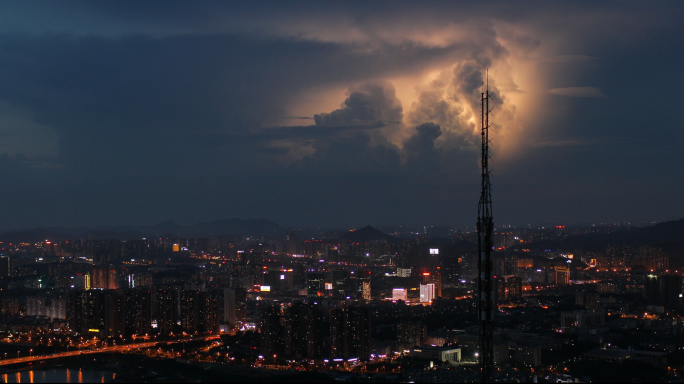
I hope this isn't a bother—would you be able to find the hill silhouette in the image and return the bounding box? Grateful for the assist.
[340,225,397,243]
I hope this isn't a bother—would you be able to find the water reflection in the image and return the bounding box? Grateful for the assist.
[2,369,115,383]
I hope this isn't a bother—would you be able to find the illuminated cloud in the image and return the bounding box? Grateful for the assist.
[314,82,403,126]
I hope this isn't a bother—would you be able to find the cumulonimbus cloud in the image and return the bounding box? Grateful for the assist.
[548,87,607,98]
[313,82,403,126]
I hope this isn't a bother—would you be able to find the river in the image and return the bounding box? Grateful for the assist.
[2,369,116,383]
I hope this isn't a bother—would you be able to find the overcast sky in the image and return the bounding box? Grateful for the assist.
[0,1,682,229]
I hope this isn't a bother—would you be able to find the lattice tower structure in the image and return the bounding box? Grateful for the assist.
[477,71,494,382]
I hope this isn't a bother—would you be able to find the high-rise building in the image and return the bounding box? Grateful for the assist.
[105,291,125,337]
[638,246,670,272]
[234,288,246,326]
[265,268,294,292]
[397,321,428,347]
[69,290,106,336]
[330,306,372,360]
[108,266,120,289]
[493,343,509,365]
[306,272,326,297]
[91,265,119,290]
[92,267,108,289]
[494,258,505,276]
[303,240,324,257]
[460,253,477,282]
[73,273,91,290]
[222,288,247,329]
[506,254,519,275]
[514,343,541,367]
[419,284,435,303]
[221,288,236,328]
[124,288,152,336]
[181,290,206,334]
[397,268,412,278]
[0,256,10,279]
[560,309,605,332]
[26,296,46,317]
[218,287,246,329]
[359,270,371,301]
[630,266,647,296]
[431,270,442,298]
[128,273,153,288]
[287,231,298,255]
[646,274,683,307]
[327,247,339,262]
[283,302,323,359]
[575,291,600,310]
[292,264,306,290]
[154,286,179,336]
[205,289,224,334]
[47,298,67,319]
[555,268,570,285]
[0,299,19,315]
[332,269,348,299]
[421,271,442,298]
[496,275,522,301]
[260,306,282,357]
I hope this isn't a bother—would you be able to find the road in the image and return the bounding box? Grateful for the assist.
[0,335,220,366]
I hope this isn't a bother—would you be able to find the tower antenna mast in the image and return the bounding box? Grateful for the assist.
[477,68,494,382]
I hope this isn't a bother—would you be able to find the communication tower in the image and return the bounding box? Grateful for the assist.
[477,70,494,382]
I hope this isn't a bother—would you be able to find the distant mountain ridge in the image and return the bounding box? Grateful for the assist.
[0,218,286,242]
[527,218,684,254]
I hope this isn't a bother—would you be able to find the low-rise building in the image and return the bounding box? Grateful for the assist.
[411,346,461,363]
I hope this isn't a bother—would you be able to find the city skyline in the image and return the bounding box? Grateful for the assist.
[0,2,683,382]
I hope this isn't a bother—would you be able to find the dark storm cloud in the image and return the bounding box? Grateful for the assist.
[0,29,485,227]
[0,33,464,171]
[296,132,402,176]
[548,87,606,98]
[256,123,388,139]
[0,1,681,228]
[403,123,443,173]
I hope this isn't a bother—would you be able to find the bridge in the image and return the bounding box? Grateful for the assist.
[0,335,220,366]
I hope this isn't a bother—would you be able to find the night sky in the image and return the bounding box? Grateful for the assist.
[0,1,682,229]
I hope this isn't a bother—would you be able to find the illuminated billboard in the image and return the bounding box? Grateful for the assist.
[429,248,439,255]
[260,286,271,292]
